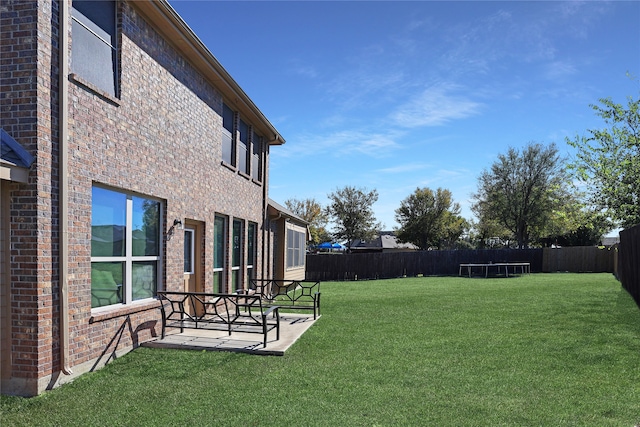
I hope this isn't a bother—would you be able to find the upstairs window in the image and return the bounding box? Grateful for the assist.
[222,104,235,165]
[251,130,262,181]
[221,104,263,179]
[71,0,118,97]
[238,119,249,174]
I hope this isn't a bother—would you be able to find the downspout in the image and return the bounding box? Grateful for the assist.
[262,142,273,280]
[270,212,283,280]
[59,0,72,375]
[262,182,269,279]
[262,137,278,280]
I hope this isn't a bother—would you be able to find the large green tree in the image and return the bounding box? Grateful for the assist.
[472,142,569,249]
[533,190,613,246]
[539,207,612,247]
[395,187,466,250]
[284,198,330,244]
[567,93,640,229]
[326,186,381,251]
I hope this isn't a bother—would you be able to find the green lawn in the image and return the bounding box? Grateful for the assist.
[2,273,640,426]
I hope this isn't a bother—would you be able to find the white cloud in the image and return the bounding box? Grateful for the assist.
[544,60,578,80]
[326,69,407,111]
[275,129,403,159]
[391,83,483,128]
[376,163,431,174]
[287,59,319,79]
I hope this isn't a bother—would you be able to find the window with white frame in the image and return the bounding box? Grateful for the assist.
[91,186,161,308]
[286,227,306,269]
[71,0,118,97]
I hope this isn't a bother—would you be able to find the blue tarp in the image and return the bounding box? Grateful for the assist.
[317,242,344,249]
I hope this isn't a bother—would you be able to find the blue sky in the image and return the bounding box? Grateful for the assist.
[170,0,639,231]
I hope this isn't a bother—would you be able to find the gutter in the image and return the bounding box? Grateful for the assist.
[59,0,72,375]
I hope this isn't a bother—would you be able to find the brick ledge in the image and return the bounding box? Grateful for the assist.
[89,300,160,323]
[69,73,121,106]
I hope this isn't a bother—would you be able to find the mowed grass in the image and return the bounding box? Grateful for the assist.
[2,273,640,426]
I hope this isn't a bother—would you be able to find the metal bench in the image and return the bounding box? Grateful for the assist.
[249,279,321,320]
[157,291,280,348]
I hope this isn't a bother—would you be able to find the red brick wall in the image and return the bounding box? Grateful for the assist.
[1,0,273,395]
[1,0,62,393]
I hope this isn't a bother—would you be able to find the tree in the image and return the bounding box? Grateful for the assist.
[540,208,612,246]
[284,198,330,244]
[395,187,466,250]
[326,186,381,251]
[472,142,569,249]
[470,212,513,249]
[567,93,640,229]
[534,191,613,246]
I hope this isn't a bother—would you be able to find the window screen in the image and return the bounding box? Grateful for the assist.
[71,1,118,96]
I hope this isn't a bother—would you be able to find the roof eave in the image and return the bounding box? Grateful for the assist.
[267,199,309,225]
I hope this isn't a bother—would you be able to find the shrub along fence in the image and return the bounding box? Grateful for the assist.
[618,225,640,304]
[305,247,615,281]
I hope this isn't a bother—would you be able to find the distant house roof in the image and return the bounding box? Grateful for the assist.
[1,128,34,183]
[352,231,418,252]
[380,233,418,250]
[350,238,382,250]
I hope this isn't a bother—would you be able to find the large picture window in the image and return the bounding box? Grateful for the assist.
[71,0,118,97]
[91,186,161,308]
[213,215,226,293]
[286,228,306,269]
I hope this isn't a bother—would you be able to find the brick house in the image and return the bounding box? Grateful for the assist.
[0,0,298,396]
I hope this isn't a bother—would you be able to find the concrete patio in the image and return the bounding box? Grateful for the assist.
[142,313,319,356]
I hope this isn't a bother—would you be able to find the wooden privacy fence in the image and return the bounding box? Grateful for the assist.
[618,225,640,304]
[542,246,616,274]
[305,247,615,281]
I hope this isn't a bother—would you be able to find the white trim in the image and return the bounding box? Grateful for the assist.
[0,164,29,183]
[124,197,133,302]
